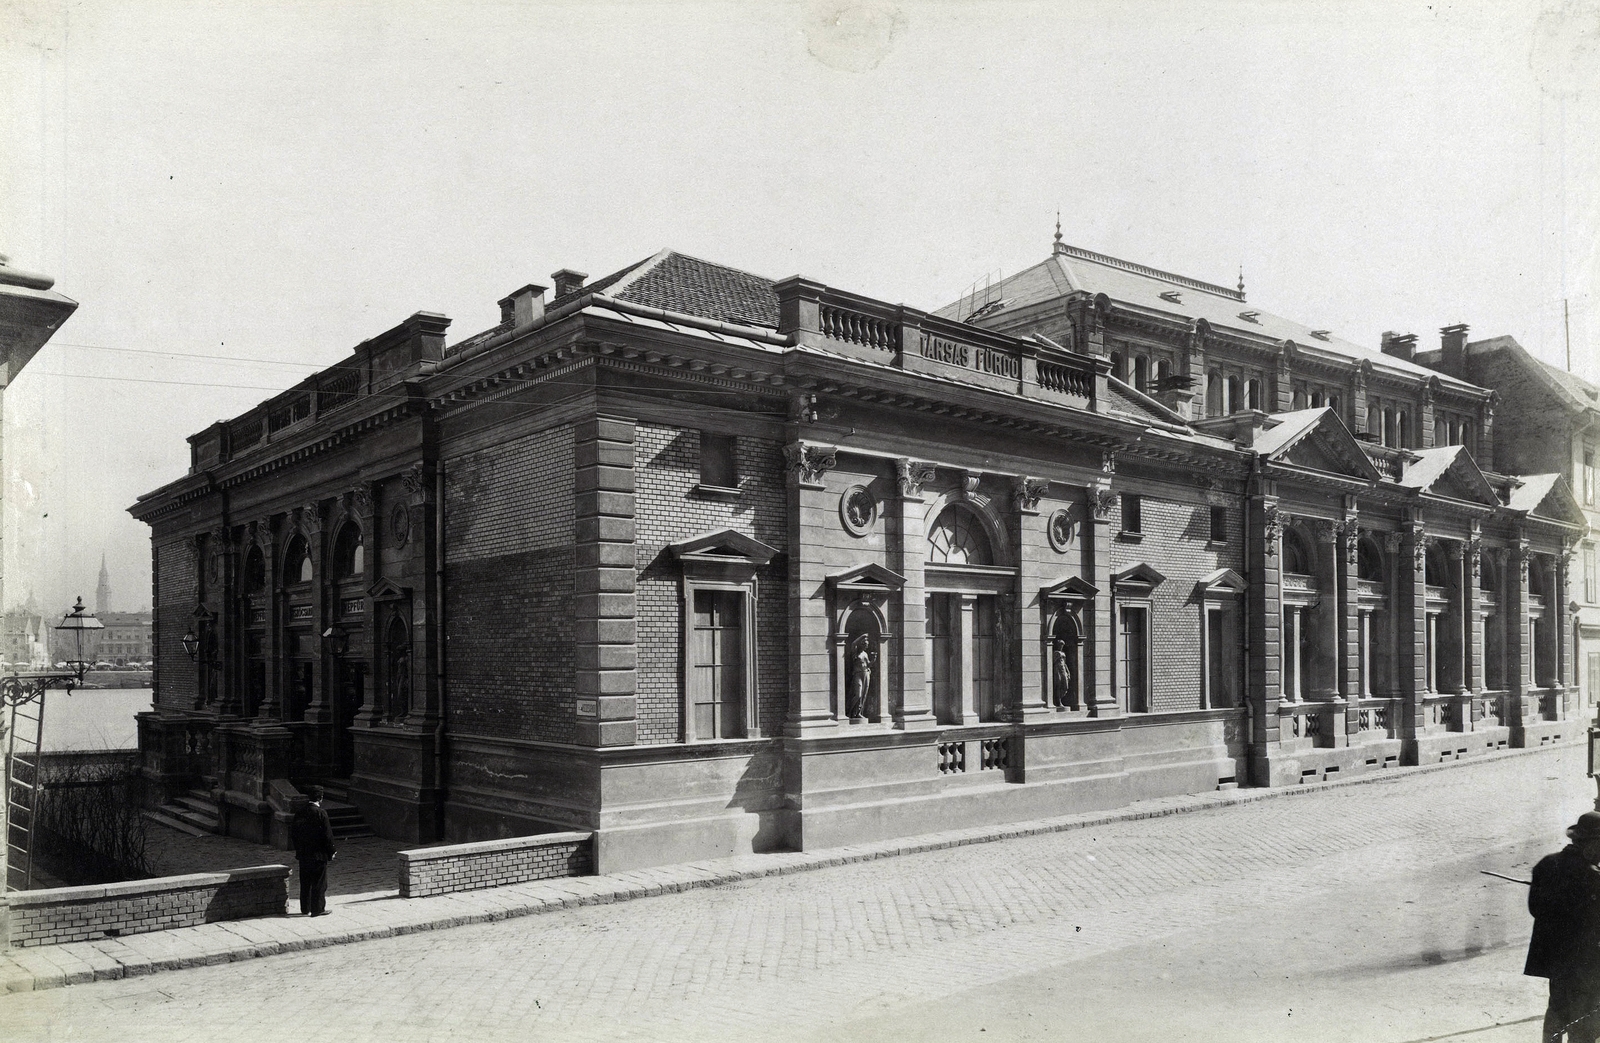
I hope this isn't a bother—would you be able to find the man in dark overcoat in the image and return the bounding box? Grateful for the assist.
[290,785,337,917]
[1527,811,1600,1042]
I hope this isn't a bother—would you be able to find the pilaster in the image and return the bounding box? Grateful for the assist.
[1088,476,1117,716]
[1246,493,1284,781]
[573,417,638,746]
[785,441,840,735]
[1397,523,1428,749]
[1339,517,1361,741]
[893,459,936,729]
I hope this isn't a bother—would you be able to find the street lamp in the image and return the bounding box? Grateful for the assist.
[182,605,218,665]
[322,624,349,659]
[3,597,102,897]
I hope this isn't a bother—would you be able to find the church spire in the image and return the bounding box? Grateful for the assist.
[97,553,111,615]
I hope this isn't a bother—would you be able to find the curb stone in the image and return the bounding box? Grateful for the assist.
[0,738,1583,994]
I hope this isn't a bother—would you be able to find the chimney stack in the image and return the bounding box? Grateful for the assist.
[551,269,588,298]
[498,283,548,328]
[1381,331,1417,362]
[1439,323,1470,376]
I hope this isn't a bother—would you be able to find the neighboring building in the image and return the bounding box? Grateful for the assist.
[1414,333,1600,715]
[1,611,48,669]
[0,254,77,616]
[70,612,152,666]
[129,239,1586,870]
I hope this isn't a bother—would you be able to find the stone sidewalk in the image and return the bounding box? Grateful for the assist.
[1,740,1588,994]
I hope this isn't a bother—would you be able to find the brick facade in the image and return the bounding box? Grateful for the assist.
[5,866,287,947]
[397,831,592,897]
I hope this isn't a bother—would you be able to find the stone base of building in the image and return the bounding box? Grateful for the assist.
[346,724,444,843]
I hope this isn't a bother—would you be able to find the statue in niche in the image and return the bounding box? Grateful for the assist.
[1051,612,1081,709]
[846,633,875,721]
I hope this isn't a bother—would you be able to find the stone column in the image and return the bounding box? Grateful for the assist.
[1509,540,1531,742]
[574,417,637,746]
[1247,495,1285,782]
[1311,521,1341,701]
[1397,524,1429,752]
[1467,536,1485,728]
[955,593,979,724]
[785,441,839,735]
[1558,546,1574,715]
[301,501,331,726]
[1088,479,1117,716]
[1359,611,1372,697]
[1339,518,1361,742]
[258,521,281,719]
[893,459,936,729]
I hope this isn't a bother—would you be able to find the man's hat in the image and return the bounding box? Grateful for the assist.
[1567,811,1600,840]
[304,785,325,802]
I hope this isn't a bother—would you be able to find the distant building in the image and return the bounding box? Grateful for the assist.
[1415,333,1600,712]
[97,554,112,616]
[1,611,48,669]
[130,237,1587,869]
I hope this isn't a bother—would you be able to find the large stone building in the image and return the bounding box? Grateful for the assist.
[129,238,1588,870]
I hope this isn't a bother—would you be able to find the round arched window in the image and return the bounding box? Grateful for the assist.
[333,524,364,579]
[927,506,994,566]
[1281,529,1312,575]
[243,547,266,595]
[1357,537,1384,582]
[283,536,313,585]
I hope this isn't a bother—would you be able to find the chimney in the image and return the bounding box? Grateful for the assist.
[551,269,588,298]
[498,283,548,328]
[1439,323,1470,376]
[1381,331,1417,362]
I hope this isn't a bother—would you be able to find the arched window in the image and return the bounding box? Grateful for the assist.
[1310,391,1324,408]
[332,524,364,579]
[1479,555,1498,592]
[927,506,994,566]
[1529,559,1548,598]
[1397,411,1409,448]
[1109,352,1125,382]
[282,536,312,585]
[1281,529,1312,575]
[385,615,411,720]
[1227,376,1243,413]
[1327,394,1340,416]
[243,546,266,595]
[1246,378,1262,411]
[1206,370,1224,415]
[1425,544,1449,587]
[1133,355,1150,391]
[1156,358,1172,384]
[1357,537,1384,582]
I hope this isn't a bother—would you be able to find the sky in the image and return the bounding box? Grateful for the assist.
[2,0,1598,616]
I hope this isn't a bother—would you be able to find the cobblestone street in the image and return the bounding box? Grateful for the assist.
[2,745,1589,1043]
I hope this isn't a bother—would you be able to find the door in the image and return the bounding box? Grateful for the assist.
[691,590,744,739]
[927,594,957,723]
[334,661,365,777]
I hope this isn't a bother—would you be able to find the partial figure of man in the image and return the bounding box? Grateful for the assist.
[1527,811,1600,1042]
[289,784,338,917]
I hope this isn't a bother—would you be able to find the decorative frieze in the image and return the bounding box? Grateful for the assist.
[1090,486,1117,520]
[1261,502,1283,550]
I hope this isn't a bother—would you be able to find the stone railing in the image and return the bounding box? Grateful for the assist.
[398,833,593,898]
[3,866,287,948]
[1353,698,1395,738]
[1279,701,1333,746]
[1357,580,1386,599]
[1282,573,1316,593]
[775,278,1101,410]
[1423,694,1459,730]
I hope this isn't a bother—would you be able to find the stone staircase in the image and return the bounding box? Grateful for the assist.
[317,783,374,840]
[143,788,220,837]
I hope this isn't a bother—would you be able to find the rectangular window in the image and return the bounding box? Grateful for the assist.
[1209,506,1227,543]
[1120,606,1150,713]
[690,590,744,739]
[973,596,999,722]
[1586,546,1597,604]
[699,432,738,489]
[1589,652,1600,711]
[1585,450,1595,506]
[1205,606,1236,709]
[1121,494,1142,535]
[927,594,957,724]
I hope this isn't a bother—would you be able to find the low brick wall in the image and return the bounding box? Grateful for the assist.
[3,865,288,948]
[399,832,592,898]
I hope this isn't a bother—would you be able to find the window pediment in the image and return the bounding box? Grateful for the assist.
[827,562,906,598]
[367,578,411,602]
[1042,575,1099,601]
[1196,568,1246,597]
[1113,563,1166,592]
[669,529,779,568]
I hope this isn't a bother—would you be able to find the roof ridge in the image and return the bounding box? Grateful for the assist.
[1056,243,1244,302]
[601,248,677,299]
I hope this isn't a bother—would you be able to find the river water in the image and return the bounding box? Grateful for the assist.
[34,687,152,753]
